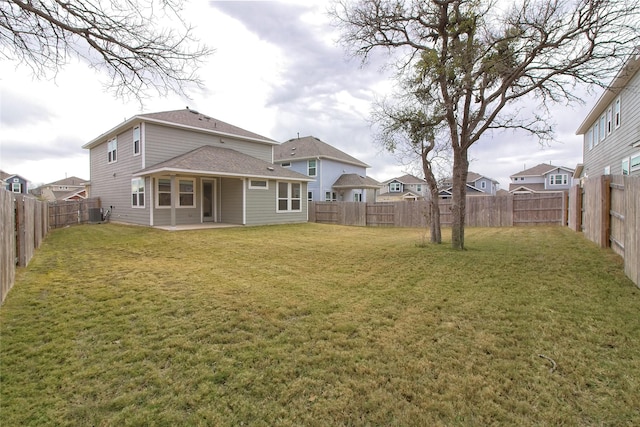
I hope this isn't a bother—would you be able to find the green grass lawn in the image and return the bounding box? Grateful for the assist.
[1,223,639,426]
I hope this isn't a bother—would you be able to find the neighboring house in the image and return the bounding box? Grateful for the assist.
[508,163,574,193]
[439,171,499,199]
[575,49,640,178]
[31,176,88,201]
[273,136,380,202]
[2,172,29,194]
[378,174,429,201]
[82,108,313,228]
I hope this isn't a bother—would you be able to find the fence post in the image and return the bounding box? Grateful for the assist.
[600,176,611,248]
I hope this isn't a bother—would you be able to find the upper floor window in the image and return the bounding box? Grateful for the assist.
[133,126,141,156]
[131,178,145,207]
[614,97,621,128]
[480,181,487,189]
[389,182,402,192]
[107,137,117,163]
[593,122,599,147]
[549,174,568,185]
[599,115,606,142]
[308,159,317,176]
[606,107,612,135]
[587,129,593,151]
[11,182,21,193]
[416,184,422,192]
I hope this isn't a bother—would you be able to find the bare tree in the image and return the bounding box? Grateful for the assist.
[0,0,212,100]
[331,0,640,250]
[373,98,450,243]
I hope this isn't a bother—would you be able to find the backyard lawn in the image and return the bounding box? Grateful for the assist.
[1,223,639,426]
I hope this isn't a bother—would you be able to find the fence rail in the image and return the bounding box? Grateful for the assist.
[568,175,639,287]
[49,198,102,229]
[1,193,102,304]
[309,193,567,228]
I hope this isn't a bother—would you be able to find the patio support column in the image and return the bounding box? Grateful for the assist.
[170,174,177,228]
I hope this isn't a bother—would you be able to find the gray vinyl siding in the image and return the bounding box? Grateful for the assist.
[144,123,273,166]
[220,178,244,224]
[582,68,640,177]
[89,126,150,225]
[245,180,308,225]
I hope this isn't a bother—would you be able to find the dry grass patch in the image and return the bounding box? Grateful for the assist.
[1,223,639,426]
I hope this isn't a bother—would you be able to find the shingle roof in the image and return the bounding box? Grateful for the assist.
[332,174,381,189]
[274,136,369,168]
[134,145,312,181]
[510,163,573,178]
[508,183,547,192]
[45,176,87,186]
[384,174,426,184]
[139,109,277,143]
[84,108,277,149]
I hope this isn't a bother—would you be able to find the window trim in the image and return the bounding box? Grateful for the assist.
[131,177,145,208]
[606,107,613,135]
[133,126,141,156]
[107,137,117,163]
[308,159,317,177]
[614,97,621,129]
[277,181,302,213]
[549,174,568,186]
[631,152,640,173]
[325,191,336,201]
[248,179,269,190]
[622,157,630,176]
[599,114,606,142]
[389,182,402,192]
[155,177,196,208]
[11,182,21,193]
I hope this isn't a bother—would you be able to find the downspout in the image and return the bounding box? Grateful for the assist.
[242,178,246,225]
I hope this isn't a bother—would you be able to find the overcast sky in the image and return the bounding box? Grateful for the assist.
[0,0,599,189]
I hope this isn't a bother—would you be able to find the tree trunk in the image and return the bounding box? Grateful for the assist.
[425,174,441,243]
[451,147,469,250]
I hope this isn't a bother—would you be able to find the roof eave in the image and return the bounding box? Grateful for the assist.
[132,167,315,182]
[84,116,278,149]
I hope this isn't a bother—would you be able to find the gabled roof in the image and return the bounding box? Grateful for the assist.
[45,176,87,186]
[509,183,547,193]
[332,174,381,189]
[442,171,498,185]
[134,145,313,181]
[84,108,277,149]
[383,174,426,185]
[510,163,574,178]
[274,136,369,168]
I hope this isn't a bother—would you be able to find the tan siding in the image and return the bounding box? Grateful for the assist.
[220,178,244,224]
[245,181,308,225]
[89,126,150,225]
[144,123,273,166]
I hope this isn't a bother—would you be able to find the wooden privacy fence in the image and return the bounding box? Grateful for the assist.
[309,193,567,228]
[568,175,639,287]
[49,198,102,229]
[1,191,49,304]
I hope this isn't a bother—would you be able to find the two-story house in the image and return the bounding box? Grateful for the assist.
[1,172,29,194]
[575,49,640,178]
[508,163,574,193]
[378,174,428,201]
[273,136,380,202]
[31,176,88,201]
[82,108,313,228]
[439,171,499,199]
